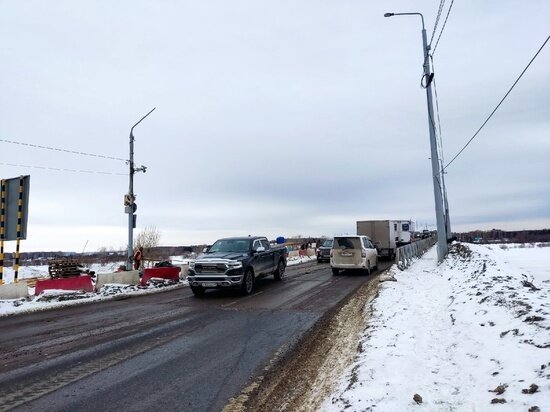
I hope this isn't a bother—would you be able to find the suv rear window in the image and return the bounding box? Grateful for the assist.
[333,237,361,249]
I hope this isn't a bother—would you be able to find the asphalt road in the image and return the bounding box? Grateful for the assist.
[0,260,390,411]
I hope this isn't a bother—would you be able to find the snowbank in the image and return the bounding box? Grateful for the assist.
[323,242,549,411]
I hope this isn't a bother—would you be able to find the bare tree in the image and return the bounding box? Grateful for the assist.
[97,246,109,264]
[134,226,161,267]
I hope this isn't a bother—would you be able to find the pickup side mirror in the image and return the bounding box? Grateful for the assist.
[254,246,266,253]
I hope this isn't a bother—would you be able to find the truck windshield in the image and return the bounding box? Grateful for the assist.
[322,239,333,248]
[208,239,250,253]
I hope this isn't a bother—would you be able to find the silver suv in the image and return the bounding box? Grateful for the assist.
[330,235,378,275]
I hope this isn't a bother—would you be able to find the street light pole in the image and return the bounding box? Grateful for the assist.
[126,107,155,270]
[384,12,448,262]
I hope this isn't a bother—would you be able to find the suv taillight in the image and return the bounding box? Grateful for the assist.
[361,250,366,257]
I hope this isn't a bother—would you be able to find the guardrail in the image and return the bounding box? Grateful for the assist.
[395,237,437,269]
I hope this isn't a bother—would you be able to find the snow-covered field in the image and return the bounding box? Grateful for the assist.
[323,242,550,412]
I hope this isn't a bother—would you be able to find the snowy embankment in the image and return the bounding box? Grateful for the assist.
[323,242,549,412]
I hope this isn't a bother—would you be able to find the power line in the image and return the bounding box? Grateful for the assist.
[429,0,446,46]
[431,0,455,55]
[430,56,446,165]
[0,138,128,162]
[0,162,127,176]
[444,34,550,171]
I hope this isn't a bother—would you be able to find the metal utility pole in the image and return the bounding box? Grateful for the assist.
[126,107,155,270]
[384,12,448,262]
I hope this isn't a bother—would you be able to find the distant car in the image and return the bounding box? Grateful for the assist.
[316,239,333,263]
[330,235,378,276]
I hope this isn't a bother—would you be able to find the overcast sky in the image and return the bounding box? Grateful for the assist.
[1,0,549,252]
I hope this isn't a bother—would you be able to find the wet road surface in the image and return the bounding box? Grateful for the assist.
[0,260,390,411]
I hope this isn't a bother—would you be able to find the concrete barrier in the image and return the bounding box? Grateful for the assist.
[176,264,189,279]
[289,248,315,258]
[0,282,30,299]
[34,276,94,296]
[95,270,140,291]
[141,266,180,286]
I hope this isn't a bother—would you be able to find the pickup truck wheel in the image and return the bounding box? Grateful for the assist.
[332,268,339,276]
[190,286,205,297]
[241,269,254,295]
[274,260,286,281]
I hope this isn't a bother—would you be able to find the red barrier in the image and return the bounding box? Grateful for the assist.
[34,276,94,296]
[140,267,181,286]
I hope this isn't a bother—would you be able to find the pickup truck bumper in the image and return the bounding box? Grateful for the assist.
[187,271,244,289]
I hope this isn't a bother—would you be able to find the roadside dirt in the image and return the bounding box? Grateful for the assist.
[224,272,381,412]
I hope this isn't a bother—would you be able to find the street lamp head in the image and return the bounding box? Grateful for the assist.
[384,13,394,17]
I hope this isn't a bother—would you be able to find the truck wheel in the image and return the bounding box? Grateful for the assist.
[332,268,339,276]
[274,260,286,281]
[190,286,205,297]
[241,269,254,295]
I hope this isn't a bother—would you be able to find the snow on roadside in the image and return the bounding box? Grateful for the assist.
[287,254,317,266]
[0,281,185,318]
[0,261,187,317]
[322,243,549,412]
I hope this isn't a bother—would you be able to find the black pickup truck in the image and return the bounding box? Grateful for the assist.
[187,236,288,296]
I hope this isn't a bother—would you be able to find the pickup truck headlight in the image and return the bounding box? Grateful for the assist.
[227,261,243,269]
[189,260,195,270]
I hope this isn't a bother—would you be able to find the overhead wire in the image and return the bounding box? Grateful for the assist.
[444,34,550,171]
[430,56,446,166]
[431,0,455,56]
[0,138,128,162]
[429,0,446,46]
[0,162,127,176]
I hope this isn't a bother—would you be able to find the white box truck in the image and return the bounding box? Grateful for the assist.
[356,220,412,259]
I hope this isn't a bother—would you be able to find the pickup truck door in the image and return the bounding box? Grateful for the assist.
[251,239,271,275]
[260,239,274,274]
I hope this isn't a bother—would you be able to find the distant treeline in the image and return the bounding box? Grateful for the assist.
[455,228,550,243]
[4,245,208,266]
[4,231,549,266]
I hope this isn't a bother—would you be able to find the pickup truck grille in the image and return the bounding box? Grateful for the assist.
[319,249,330,257]
[190,276,227,281]
[195,263,227,274]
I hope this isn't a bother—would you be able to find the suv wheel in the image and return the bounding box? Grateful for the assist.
[364,261,371,276]
[241,269,255,295]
